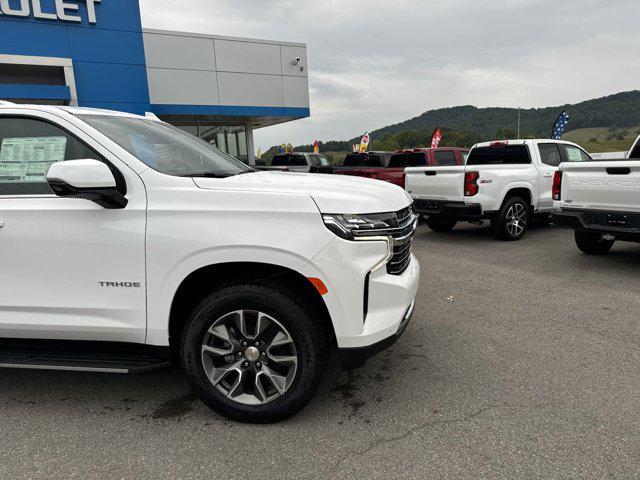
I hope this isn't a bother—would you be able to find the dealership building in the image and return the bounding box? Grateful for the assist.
[0,0,310,164]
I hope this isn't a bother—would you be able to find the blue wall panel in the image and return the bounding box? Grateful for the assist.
[67,28,146,65]
[0,0,150,113]
[0,84,71,101]
[0,20,71,57]
[74,62,149,104]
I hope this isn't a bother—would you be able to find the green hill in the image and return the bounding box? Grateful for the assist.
[264,90,640,161]
[562,126,640,153]
[357,90,640,143]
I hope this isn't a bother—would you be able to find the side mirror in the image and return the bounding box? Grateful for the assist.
[46,159,128,209]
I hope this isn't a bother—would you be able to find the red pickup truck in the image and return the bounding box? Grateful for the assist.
[334,148,469,188]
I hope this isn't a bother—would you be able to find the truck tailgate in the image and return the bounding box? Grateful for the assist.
[560,161,640,212]
[405,166,465,202]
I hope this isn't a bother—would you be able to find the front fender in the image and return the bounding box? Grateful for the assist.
[145,245,331,346]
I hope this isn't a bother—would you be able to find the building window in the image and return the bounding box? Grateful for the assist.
[200,124,247,164]
[0,64,66,86]
[168,119,249,164]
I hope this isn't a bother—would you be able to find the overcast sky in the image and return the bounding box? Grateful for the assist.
[140,0,640,150]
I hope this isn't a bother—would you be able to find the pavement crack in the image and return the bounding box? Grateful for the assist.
[320,403,541,477]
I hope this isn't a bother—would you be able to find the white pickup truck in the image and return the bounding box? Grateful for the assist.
[405,139,592,240]
[0,103,420,423]
[551,148,640,254]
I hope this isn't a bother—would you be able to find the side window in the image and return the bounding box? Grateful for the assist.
[461,152,469,163]
[434,150,457,166]
[563,145,592,162]
[538,143,562,167]
[317,155,331,167]
[0,117,101,195]
[291,155,307,166]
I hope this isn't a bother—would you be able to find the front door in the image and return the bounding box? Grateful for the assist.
[0,114,147,343]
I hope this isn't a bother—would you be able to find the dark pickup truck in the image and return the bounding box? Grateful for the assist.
[333,148,469,188]
[256,152,334,173]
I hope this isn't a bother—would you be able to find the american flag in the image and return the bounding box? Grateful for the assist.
[551,111,570,139]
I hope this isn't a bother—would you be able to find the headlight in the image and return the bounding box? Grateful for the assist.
[322,212,397,240]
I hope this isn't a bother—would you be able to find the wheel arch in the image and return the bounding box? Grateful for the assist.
[167,262,335,353]
[499,184,534,210]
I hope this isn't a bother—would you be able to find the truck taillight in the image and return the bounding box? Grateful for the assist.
[464,172,479,196]
[552,170,562,201]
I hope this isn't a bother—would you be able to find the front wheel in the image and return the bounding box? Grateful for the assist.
[491,197,530,241]
[425,216,457,232]
[181,282,328,423]
[574,231,615,255]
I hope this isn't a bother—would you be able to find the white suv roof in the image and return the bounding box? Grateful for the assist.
[0,102,150,120]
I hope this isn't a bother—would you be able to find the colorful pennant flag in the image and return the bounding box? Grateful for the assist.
[359,132,370,153]
[431,128,442,149]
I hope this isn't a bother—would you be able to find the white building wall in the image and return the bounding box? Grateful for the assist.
[142,30,310,110]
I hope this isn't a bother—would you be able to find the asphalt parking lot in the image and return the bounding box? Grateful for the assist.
[2,222,640,479]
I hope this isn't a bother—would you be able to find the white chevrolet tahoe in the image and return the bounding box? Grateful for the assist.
[404,139,592,240]
[0,104,419,423]
[551,154,640,254]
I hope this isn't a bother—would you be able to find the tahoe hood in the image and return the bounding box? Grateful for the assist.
[193,171,412,214]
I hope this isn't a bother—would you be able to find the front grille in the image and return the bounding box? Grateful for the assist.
[352,205,417,275]
[387,206,417,275]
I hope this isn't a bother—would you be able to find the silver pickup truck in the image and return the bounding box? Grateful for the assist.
[257,152,334,173]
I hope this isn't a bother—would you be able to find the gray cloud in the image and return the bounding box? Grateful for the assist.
[140,0,640,148]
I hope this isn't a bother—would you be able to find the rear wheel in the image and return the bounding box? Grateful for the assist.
[574,231,615,255]
[425,215,457,232]
[491,196,530,241]
[181,282,327,423]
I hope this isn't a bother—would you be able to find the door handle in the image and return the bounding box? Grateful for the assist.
[544,173,553,178]
[0,221,4,229]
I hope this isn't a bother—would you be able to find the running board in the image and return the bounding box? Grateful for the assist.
[0,339,172,374]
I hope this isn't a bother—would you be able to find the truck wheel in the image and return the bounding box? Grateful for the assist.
[425,216,457,232]
[181,282,328,423]
[574,231,615,255]
[491,196,530,241]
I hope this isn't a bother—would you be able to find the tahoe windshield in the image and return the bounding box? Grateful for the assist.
[77,115,252,177]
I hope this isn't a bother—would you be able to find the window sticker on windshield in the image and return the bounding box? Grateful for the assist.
[0,137,67,183]
[566,147,582,162]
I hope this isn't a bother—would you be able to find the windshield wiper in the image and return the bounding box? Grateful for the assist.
[178,172,232,178]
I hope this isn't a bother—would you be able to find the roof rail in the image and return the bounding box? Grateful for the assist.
[0,100,16,106]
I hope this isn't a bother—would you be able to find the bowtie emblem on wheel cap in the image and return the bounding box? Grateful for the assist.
[245,346,260,362]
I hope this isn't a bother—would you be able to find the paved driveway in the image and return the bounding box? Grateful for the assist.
[2,223,639,479]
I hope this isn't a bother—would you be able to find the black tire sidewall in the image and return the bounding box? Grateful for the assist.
[574,231,615,255]
[181,283,326,423]
[425,215,457,232]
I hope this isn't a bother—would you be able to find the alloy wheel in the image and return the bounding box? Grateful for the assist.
[200,310,298,405]
[505,203,528,237]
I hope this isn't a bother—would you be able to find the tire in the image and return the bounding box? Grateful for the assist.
[425,215,457,232]
[574,231,615,255]
[491,196,530,241]
[181,281,328,423]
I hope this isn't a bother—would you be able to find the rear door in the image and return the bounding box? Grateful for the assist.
[536,142,562,210]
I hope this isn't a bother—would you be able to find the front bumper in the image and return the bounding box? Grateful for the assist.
[301,235,420,359]
[339,300,414,370]
[552,209,640,242]
[413,199,482,221]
